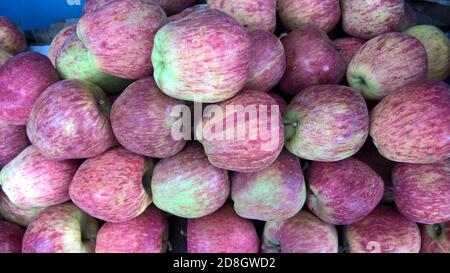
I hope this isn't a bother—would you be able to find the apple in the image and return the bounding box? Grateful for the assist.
[0,49,12,65]
[277,0,340,32]
[306,157,384,225]
[393,2,417,31]
[344,205,421,253]
[207,0,276,32]
[0,146,78,209]
[405,25,450,81]
[77,0,167,79]
[341,0,404,39]
[168,4,209,22]
[151,142,229,218]
[27,80,116,160]
[187,203,259,253]
[347,32,427,100]
[261,210,338,253]
[48,25,76,66]
[0,16,26,54]
[195,90,284,172]
[22,203,98,253]
[392,160,450,224]
[0,220,24,253]
[244,28,286,92]
[69,147,153,222]
[0,52,60,125]
[278,24,345,97]
[95,205,169,253]
[267,92,287,115]
[284,85,369,161]
[370,80,450,163]
[0,190,44,227]
[333,37,366,69]
[420,222,449,253]
[56,34,132,94]
[111,77,186,158]
[0,121,30,168]
[152,8,251,103]
[231,149,305,221]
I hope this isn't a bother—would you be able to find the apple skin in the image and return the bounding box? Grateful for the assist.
[347,32,428,100]
[22,203,98,253]
[187,203,259,253]
[284,85,369,162]
[0,49,12,65]
[152,9,251,103]
[0,121,30,168]
[405,25,450,81]
[77,0,168,79]
[261,210,338,253]
[0,52,60,125]
[83,0,195,16]
[168,4,209,22]
[244,28,286,93]
[151,142,229,218]
[306,157,384,225]
[267,92,287,115]
[195,90,284,172]
[420,222,449,253]
[231,149,306,221]
[207,0,276,32]
[0,190,44,227]
[69,147,153,223]
[370,80,450,163]
[111,77,186,158]
[0,146,78,209]
[48,25,76,66]
[95,205,169,253]
[344,205,421,253]
[0,220,24,253]
[341,0,404,39]
[392,160,450,224]
[278,0,340,32]
[26,80,115,161]
[56,35,133,94]
[393,2,417,31]
[279,24,345,97]
[333,37,366,69]
[0,16,26,55]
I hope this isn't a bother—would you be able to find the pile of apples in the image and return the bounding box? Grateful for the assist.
[0,0,449,253]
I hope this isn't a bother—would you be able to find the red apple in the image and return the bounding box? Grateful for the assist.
[152,9,251,103]
[267,92,287,115]
[344,205,421,253]
[22,203,98,253]
[244,28,286,92]
[195,90,284,172]
[231,149,306,221]
[278,0,340,32]
[0,52,60,125]
[69,147,153,222]
[370,80,450,163]
[333,37,366,68]
[347,32,428,100]
[279,24,345,97]
[168,4,209,22]
[341,0,404,39]
[111,77,186,158]
[27,80,116,160]
[306,157,384,225]
[393,2,417,31]
[0,220,24,253]
[0,190,44,227]
[0,121,30,168]
[78,0,168,79]
[0,49,12,65]
[207,0,276,32]
[420,222,449,253]
[261,210,338,253]
[284,85,369,161]
[48,25,76,66]
[188,204,259,253]
[0,146,78,209]
[393,160,450,224]
[0,16,26,54]
[95,205,169,253]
